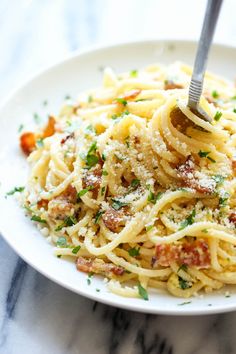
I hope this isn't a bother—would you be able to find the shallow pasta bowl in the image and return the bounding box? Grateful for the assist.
[0,39,236,315]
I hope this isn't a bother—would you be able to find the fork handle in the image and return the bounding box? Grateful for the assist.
[188,0,223,110]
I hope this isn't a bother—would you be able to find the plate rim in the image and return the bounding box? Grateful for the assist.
[1,39,236,316]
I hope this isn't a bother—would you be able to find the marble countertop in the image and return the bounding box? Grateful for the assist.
[1,1,236,353]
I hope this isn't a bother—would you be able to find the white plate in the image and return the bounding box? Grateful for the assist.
[1,40,236,315]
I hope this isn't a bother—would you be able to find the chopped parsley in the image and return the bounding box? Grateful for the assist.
[233,108,236,114]
[88,95,93,103]
[55,216,77,231]
[57,237,67,247]
[78,187,93,197]
[179,209,196,230]
[33,113,41,124]
[145,225,154,232]
[219,193,229,207]
[43,99,48,106]
[85,142,99,169]
[212,175,225,186]
[18,124,24,133]
[36,138,44,148]
[207,156,216,163]
[87,272,94,285]
[178,264,188,272]
[214,111,222,121]
[111,199,129,210]
[96,288,100,292]
[101,186,106,196]
[31,215,47,223]
[147,190,163,204]
[128,247,140,257]
[85,125,96,134]
[125,137,130,148]
[212,90,219,99]
[72,245,81,254]
[94,210,104,224]
[178,276,191,290]
[101,153,106,161]
[178,301,192,306]
[6,186,25,196]
[116,98,128,106]
[131,179,140,189]
[130,69,138,77]
[201,229,208,233]
[65,95,71,100]
[138,283,149,301]
[198,150,210,158]
[102,170,108,176]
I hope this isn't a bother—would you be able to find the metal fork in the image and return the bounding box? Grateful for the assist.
[188,0,223,123]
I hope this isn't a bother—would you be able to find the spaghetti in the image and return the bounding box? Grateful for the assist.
[20,62,236,299]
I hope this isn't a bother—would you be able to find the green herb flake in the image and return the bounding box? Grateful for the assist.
[43,100,48,106]
[55,216,77,231]
[207,156,216,163]
[6,186,25,196]
[101,186,106,196]
[31,215,47,223]
[72,245,81,254]
[219,193,229,207]
[233,108,236,114]
[145,225,154,232]
[57,237,67,248]
[178,276,191,290]
[78,187,93,197]
[86,155,99,168]
[179,209,196,230]
[33,113,41,124]
[198,150,210,158]
[201,229,208,233]
[212,175,225,186]
[88,95,93,103]
[102,153,106,161]
[214,111,222,121]
[116,98,128,106]
[85,124,96,134]
[36,138,44,148]
[147,190,163,204]
[65,95,71,100]
[96,288,100,292]
[87,141,97,154]
[87,272,94,285]
[94,210,105,224]
[128,247,140,257]
[178,264,188,272]
[131,179,140,189]
[212,90,219,99]
[130,69,138,77]
[18,124,24,133]
[111,199,129,210]
[111,114,118,120]
[178,301,192,306]
[138,283,149,301]
[102,170,108,176]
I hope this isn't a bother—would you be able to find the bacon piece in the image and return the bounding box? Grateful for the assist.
[47,185,77,220]
[20,132,36,155]
[43,116,56,138]
[82,166,102,198]
[102,208,124,233]
[229,213,236,226]
[76,257,124,277]
[164,80,183,90]
[232,160,236,171]
[122,89,141,100]
[37,199,49,209]
[61,133,74,144]
[156,239,210,268]
[177,156,214,194]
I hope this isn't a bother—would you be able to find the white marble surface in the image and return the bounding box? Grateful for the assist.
[1,1,236,353]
